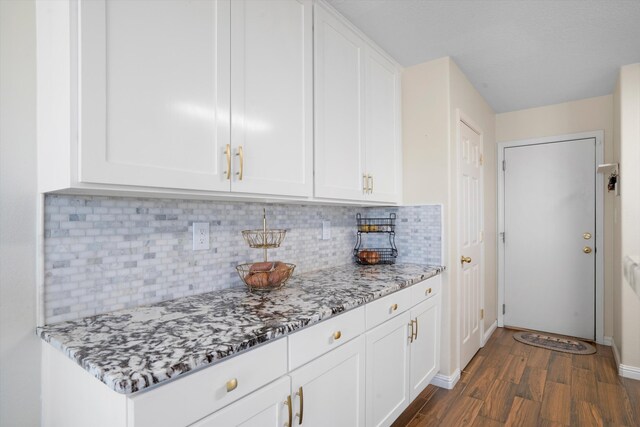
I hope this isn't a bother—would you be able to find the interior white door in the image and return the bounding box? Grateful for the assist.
[365,312,411,427]
[313,5,367,201]
[459,121,483,370]
[80,0,231,191]
[230,0,312,197]
[503,139,596,339]
[290,335,365,427]
[364,47,401,204]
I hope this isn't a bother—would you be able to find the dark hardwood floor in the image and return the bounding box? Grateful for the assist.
[393,327,640,426]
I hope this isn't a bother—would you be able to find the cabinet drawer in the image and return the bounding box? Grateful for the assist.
[365,286,411,330]
[410,274,442,306]
[288,306,365,370]
[128,338,287,427]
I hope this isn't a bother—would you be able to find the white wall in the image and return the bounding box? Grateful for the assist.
[402,57,496,378]
[496,95,615,338]
[614,63,640,370]
[0,1,41,425]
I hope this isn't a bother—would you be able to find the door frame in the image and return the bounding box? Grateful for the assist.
[456,110,485,371]
[497,131,605,343]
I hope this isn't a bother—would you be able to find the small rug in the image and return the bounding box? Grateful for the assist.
[513,331,596,355]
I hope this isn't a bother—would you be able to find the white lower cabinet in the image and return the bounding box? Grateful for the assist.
[42,276,441,427]
[365,312,412,427]
[290,335,366,427]
[409,294,441,401]
[190,377,291,427]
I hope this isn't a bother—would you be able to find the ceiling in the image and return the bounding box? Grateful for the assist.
[326,0,640,113]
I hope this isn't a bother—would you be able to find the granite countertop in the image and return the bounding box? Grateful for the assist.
[38,263,444,395]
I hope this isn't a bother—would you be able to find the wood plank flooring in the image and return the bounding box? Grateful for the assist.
[393,328,640,427]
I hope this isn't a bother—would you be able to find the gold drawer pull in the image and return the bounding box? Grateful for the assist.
[333,331,342,340]
[296,386,304,425]
[284,395,292,427]
[391,303,398,311]
[226,378,238,392]
[426,287,432,295]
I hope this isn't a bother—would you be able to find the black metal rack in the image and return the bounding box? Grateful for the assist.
[353,213,398,265]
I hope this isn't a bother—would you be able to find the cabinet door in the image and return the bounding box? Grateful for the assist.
[409,294,441,401]
[365,312,411,427]
[80,0,231,191]
[230,0,313,197]
[313,5,367,201]
[190,377,291,427]
[290,335,365,427]
[364,47,402,204]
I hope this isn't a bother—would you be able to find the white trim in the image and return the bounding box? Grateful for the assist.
[497,131,605,343]
[431,369,460,390]
[456,110,486,371]
[619,364,640,381]
[483,321,498,346]
[603,336,613,346]
[609,336,640,380]
[611,336,621,368]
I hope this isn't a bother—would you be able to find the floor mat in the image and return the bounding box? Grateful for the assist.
[513,331,596,355]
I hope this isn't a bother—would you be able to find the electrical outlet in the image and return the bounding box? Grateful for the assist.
[322,221,331,240]
[192,222,210,250]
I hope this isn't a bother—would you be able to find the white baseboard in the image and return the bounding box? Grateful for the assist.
[431,369,460,390]
[611,336,621,368]
[483,321,498,345]
[609,336,640,380]
[619,364,640,381]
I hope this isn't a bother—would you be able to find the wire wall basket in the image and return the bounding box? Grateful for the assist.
[353,213,398,265]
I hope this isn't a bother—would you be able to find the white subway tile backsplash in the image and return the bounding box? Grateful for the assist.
[43,195,441,324]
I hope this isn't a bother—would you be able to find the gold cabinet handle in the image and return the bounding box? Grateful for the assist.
[296,387,304,425]
[284,395,292,427]
[224,144,231,180]
[368,175,373,194]
[226,378,238,392]
[236,145,244,180]
[408,320,415,343]
[425,287,433,295]
[333,330,342,340]
[363,174,368,194]
[583,246,592,254]
[391,303,398,311]
[413,318,418,341]
[460,256,472,265]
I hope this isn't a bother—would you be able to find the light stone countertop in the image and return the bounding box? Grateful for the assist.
[38,263,444,395]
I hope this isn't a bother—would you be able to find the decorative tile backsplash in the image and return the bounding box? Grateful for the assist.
[44,195,441,324]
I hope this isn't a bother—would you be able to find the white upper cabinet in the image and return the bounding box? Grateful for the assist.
[364,47,402,204]
[38,0,312,198]
[80,0,231,192]
[313,5,367,201]
[314,3,402,204]
[230,0,313,197]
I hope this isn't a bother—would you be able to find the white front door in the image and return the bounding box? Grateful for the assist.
[459,120,483,370]
[503,138,596,340]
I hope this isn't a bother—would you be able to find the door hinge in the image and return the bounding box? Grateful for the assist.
[480,309,484,320]
[502,304,506,315]
[500,232,505,243]
[479,154,484,166]
[502,160,506,171]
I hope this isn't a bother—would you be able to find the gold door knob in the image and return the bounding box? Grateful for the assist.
[226,378,238,392]
[461,256,472,265]
[391,303,398,311]
[333,331,342,340]
[583,232,592,240]
[583,246,593,254]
